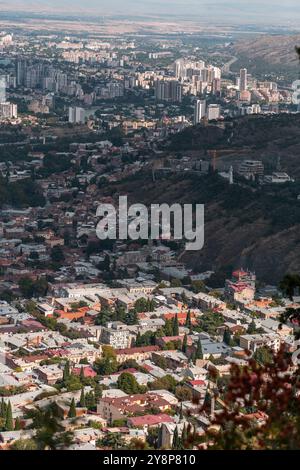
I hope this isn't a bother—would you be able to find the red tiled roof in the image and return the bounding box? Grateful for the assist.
[128,414,174,427]
[189,380,206,386]
[232,270,248,279]
[142,364,154,372]
[72,366,97,378]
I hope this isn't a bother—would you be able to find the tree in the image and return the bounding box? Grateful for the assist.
[0,398,6,419]
[79,388,86,408]
[172,426,181,450]
[182,333,188,353]
[181,291,188,305]
[201,350,300,450]
[172,314,179,336]
[281,307,300,339]
[175,386,193,402]
[149,375,178,393]
[154,355,168,370]
[94,346,118,375]
[223,329,232,346]
[171,279,182,288]
[179,403,183,419]
[85,392,96,410]
[114,305,126,322]
[94,383,103,401]
[95,306,113,326]
[135,330,155,347]
[18,277,48,299]
[14,416,22,430]
[79,366,85,382]
[128,438,150,450]
[98,432,126,450]
[195,338,203,360]
[247,320,257,335]
[192,280,206,294]
[182,423,188,444]
[135,331,142,346]
[33,278,48,297]
[63,374,82,392]
[135,298,149,313]
[146,427,160,449]
[11,439,38,450]
[25,403,70,450]
[68,398,77,419]
[125,309,138,325]
[95,356,118,376]
[5,401,14,431]
[185,310,192,332]
[63,361,70,382]
[117,372,140,394]
[253,347,273,365]
[163,319,174,337]
[279,273,300,299]
[18,277,34,298]
[50,246,65,263]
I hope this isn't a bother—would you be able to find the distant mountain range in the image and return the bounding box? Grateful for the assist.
[233,34,300,68]
[1,1,300,25]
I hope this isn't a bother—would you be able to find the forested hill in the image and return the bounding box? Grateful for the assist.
[167,113,300,178]
[99,167,300,284]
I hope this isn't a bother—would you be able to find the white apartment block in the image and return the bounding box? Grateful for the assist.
[239,333,281,353]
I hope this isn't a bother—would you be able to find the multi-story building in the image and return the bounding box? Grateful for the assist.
[155,80,182,103]
[36,364,64,385]
[207,104,220,121]
[0,75,6,103]
[194,99,206,124]
[97,393,171,423]
[69,106,85,124]
[0,102,18,119]
[100,321,131,349]
[240,68,248,92]
[238,160,264,180]
[239,333,281,353]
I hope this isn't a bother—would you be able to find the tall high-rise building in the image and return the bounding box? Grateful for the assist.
[0,75,6,103]
[154,80,166,101]
[0,102,17,119]
[207,104,220,121]
[16,59,27,87]
[154,80,182,103]
[175,60,185,80]
[240,68,248,92]
[194,99,206,124]
[212,78,221,95]
[69,106,85,124]
[169,80,182,103]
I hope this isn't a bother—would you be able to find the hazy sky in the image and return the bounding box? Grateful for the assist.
[1,0,300,24]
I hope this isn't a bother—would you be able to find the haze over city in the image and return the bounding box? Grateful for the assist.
[1,0,300,25]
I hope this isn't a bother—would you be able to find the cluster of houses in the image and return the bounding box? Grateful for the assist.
[0,268,298,450]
